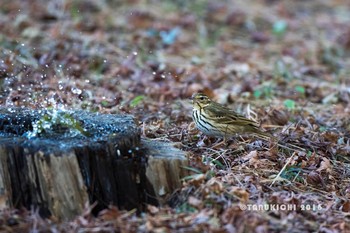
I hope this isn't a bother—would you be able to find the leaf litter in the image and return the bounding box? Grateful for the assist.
[0,0,350,232]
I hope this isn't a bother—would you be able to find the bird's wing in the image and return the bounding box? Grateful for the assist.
[207,103,260,127]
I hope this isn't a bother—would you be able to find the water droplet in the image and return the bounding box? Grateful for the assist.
[71,87,82,95]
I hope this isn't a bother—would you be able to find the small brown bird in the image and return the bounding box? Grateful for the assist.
[191,93,273,141]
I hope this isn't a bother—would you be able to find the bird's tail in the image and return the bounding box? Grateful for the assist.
[253,130,277,141]
[253,130,306,153]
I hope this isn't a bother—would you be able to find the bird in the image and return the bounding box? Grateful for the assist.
[191,93,273,142]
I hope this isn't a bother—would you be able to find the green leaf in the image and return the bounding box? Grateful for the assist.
[273,20,287,36]
[70,3,81,20]
[181,166,203,174]
[295,85,305,94]
[280,165,302,182]
[306,151,312,157]
[319,126,327,132]
[182,173,204,181]
[283,99,296,110]
[130,95,145,107]
[176,203,197,213]
[212,159,224,169]
[263,85,273,98]
[253,90,262,99]
[203,157,225,169]
[100,100,110,107]
[31,111,90,137]
[60,113,91,137]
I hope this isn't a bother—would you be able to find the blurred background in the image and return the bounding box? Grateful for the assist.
[1,1,350,232]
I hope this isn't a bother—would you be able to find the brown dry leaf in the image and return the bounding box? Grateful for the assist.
[127,11,154,29]
[147,215,173,228]
[147,205,159,215]
[228,187,249,203]
[188,196,202,208]
[186,83,205,96]
[221,206,244,226]
[322,131,339,143]
[191,209,214,224]
[145,219,154,232]
[242,150,258,161]
[188,173,206,187]
[242,150,265,168]
[300,160,308,168]
[2,0,350,232]
[345,186,350,199]
[268,108,289,125]
[98,206,121,221]
[207,178,224,194]
[306,171,324,187]
[317,158,332,173]
[342,200,350,212]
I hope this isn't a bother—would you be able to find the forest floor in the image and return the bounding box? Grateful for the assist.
[1,0,350,232]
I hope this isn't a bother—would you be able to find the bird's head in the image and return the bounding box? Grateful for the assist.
[191,93,211,108]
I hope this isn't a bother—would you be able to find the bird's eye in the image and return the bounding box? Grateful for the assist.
[199,97,205,101]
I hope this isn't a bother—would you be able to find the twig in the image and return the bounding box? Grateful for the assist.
[270,152,296,187]
[277,142,306,153]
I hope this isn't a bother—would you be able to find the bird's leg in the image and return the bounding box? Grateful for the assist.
[223,128,229,145]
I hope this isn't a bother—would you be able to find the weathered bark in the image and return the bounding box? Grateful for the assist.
[144,140,188,204]
[0,108,188,220]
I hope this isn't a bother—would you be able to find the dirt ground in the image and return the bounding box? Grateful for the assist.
[1,0,350,232]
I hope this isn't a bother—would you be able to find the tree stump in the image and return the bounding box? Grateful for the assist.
[0,108,188,220]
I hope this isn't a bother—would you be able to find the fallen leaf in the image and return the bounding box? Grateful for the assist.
[188,196,202,208]
[342,200,350,212]
[317,158,332,173]
[229,187,249,203]
[147,205,159,214]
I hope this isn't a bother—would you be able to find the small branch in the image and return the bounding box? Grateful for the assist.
[270,152,296,187]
